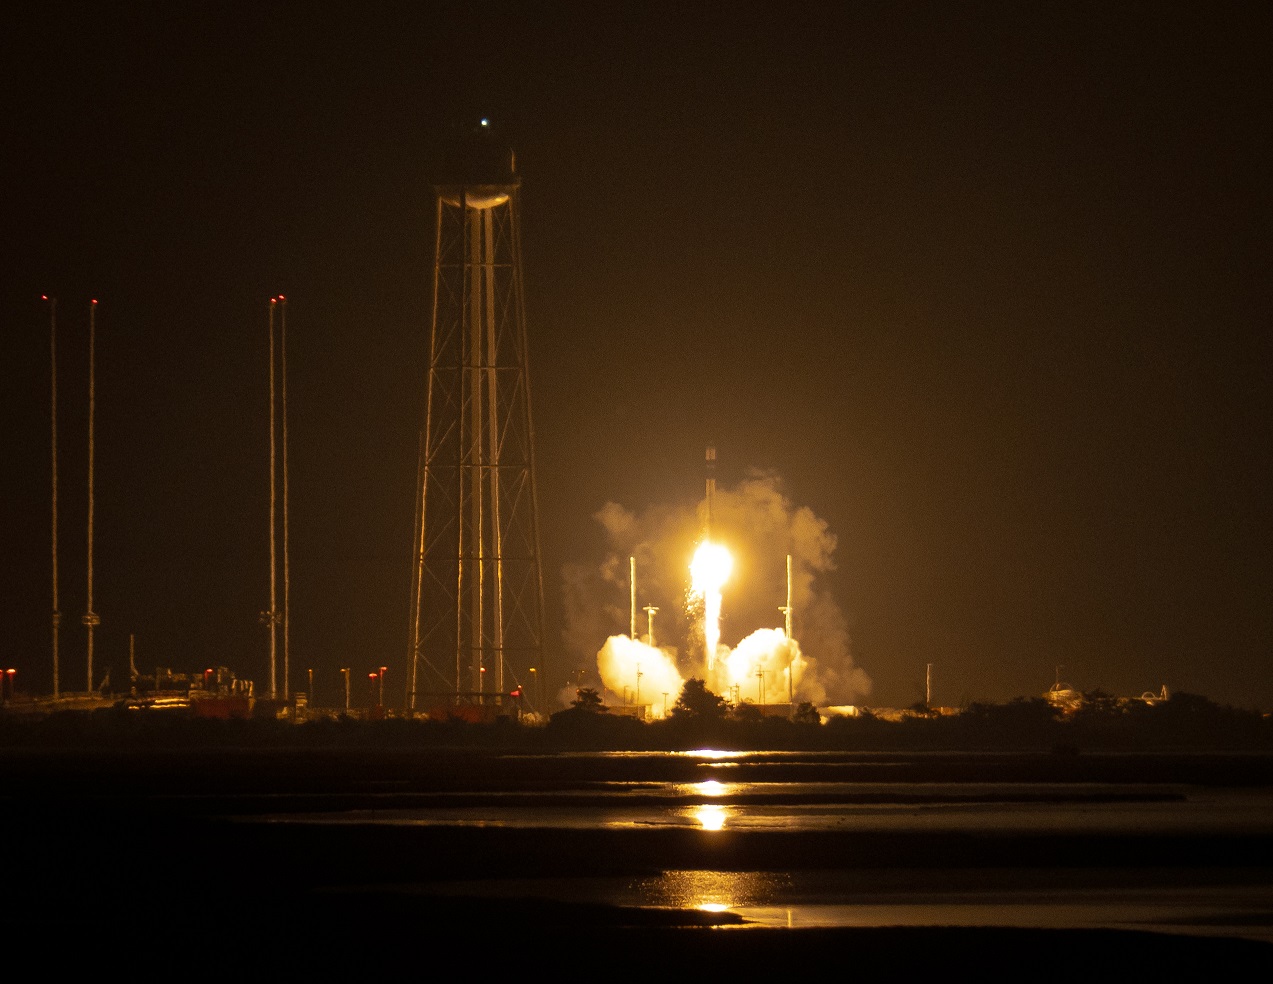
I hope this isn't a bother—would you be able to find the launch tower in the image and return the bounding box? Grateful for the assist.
[407,122,547,716]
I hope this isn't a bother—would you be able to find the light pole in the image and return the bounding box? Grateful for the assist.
[280,296,290,703]
[663,692,669,718]
[45,295,59,700]
[635,663,643,709]
[378,666,387,708]
[341,668,350,712]
[84,299,99,694]
[643,605,658,647]
[529,667,537,713]
[266,297,278,700]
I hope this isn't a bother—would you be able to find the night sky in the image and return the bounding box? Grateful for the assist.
[3,3,1269,711]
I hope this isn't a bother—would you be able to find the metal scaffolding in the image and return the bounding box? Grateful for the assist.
[407,128,546,717]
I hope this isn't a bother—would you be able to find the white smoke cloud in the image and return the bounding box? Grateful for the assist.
[720,627,805,704]
[560,469,872,707]
[596,635,684,716]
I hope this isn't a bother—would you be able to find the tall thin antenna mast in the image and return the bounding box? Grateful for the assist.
[408,430,426,713]
[46,296,60,699]
[83,299,100,693]
[782,553,793,704]
[267,297,278,700]
[280,295,290,702]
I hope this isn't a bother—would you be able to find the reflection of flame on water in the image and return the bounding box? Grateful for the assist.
[692,804,728,830]
[637,870,790,911]
[669,779,736,799]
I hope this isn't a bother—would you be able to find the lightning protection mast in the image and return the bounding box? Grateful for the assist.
[407,120,547,720]
[46,296,60,698]
[83,299,101,693]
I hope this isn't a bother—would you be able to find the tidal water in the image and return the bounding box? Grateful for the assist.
[247,749,1273,946]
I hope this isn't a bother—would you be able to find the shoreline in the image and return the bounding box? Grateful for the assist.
[5,744,1271,969]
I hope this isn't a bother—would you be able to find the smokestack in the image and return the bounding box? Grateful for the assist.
[705,446,716,535]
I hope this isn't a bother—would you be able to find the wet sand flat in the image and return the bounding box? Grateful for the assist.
[3,746,1272,971]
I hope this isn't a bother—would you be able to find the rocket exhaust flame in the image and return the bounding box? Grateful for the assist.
[567,462,873,712]
[693,446,728,677]
[690,540,732,675]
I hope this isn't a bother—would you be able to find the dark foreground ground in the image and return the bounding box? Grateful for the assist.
[3,743,1271,974]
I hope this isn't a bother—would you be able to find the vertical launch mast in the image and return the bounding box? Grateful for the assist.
[703,445,717,677]
[407,121,547,715]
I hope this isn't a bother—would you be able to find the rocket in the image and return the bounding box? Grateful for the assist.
[705,446,716,536]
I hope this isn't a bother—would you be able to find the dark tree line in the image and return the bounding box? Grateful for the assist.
[0,681,1268,752]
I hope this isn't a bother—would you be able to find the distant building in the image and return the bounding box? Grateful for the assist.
[1044,682,1171,716]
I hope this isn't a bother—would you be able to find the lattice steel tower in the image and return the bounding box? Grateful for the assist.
[407,122,546,716]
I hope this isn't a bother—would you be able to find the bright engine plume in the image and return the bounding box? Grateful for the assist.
[690,540,732,676]
[561,467,873,709]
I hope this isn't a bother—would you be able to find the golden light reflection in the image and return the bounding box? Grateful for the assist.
[637,870,789,912]
[669,778,740,798]
[680,749,746,760]
[693,804,728,830]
